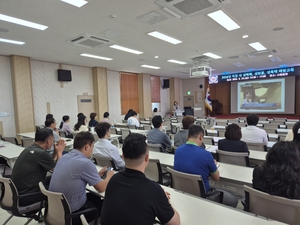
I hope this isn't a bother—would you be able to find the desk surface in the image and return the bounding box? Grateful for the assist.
[0,142,24,159]
[18,132,73,147]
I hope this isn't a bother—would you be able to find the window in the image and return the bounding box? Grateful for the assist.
[120,72,139,114]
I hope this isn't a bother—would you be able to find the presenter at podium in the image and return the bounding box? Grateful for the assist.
[173,101,180,110]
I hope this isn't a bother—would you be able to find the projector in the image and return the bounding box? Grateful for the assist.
[190,66,211,78]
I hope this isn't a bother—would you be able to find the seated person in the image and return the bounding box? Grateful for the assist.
[152,107,160,117]
[49,131,114,225]
[89,112,98,127]
[93,122,125,169]
[252,141,300,199]
[241,114,268,144]
[174,115,194,147]
[147,115,172,151]
[59,115,73,137]
[12,128,65,206]
[101,112,110,123]
[74,115,89,132]
[285,121,300,142]
[45,118,61,153]
[127,111,140,127]
[174,125,238,208]
[101,133,180,225]
[124,109,133,121]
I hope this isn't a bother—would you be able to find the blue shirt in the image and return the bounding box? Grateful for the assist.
[49,150,101,212]
[174,142,217,192]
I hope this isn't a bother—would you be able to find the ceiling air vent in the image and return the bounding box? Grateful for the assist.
[68,33,112,48]
[155,0,230,17]
[245,49,278,58]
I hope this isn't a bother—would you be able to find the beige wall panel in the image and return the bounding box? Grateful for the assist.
[10,55,35,133]
[169,78,180,111]
[93,67,108,120]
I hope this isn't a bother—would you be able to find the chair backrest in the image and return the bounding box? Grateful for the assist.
[244,185,300,225]
[167,167,205,197]
[93,154,116,170]
[127,125,136,129]
[39,182,71,225]
[59,131,66,137]
[205,129,219,137]
[21,137,34,147]
[202,136,213,145]
[0,176,16,209]
[71,131,79,139]
[245,142,267,151]
[143,125,152,130]
[120,128,131,140]
[2,137,18,145]
[144,159,162,183]
[147,143,163,152]
[109,127,116,134]
[122,120,127,123]
[216,149,249,167]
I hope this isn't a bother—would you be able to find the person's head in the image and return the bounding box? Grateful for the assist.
[46,114,53,120]
[261,141,300,199]
[73,131,95,158]
[74,115,87,130]
[187,125,204,146]
[182,115,195,130]
[153,108,158,113]
[174,101,178,106]
[35,128,54,150]
[95,122,111,139]
[90,112,97,120]
[225,124,242,140]
[152,115,163,128]
[127,109,133,115]
[246,114,259,126]
[59,115,70,129]
[131,111,137,117]
[45,118,56,129]
[292,121,300,143]
[103,112,109,118]
[77,113,84,118]
[122,133,148,168]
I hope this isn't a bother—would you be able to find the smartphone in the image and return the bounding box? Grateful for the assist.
[101,167,113,179]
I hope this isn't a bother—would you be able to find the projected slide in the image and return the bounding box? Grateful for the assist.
[237,78,285,113]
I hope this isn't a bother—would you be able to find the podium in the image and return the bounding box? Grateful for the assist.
[173,110,184,116]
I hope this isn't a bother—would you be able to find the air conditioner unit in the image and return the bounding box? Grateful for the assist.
[68,33,112,48]
[190,66,211,78]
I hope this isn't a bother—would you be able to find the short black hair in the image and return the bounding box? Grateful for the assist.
[103,112,109,118]
[153,108,158,112]
[152,115,162,128]
[246,114,259,126]
[225,124,241,140]
[35,128,54,142]
[95,122,111,138]
[73,131,95,150]
[188,125,204,139]
[77,113,84,118]
[90,112,97,120]
[122,133,147,160]
[46,114,53,120]
[131,111,137,116]
[45,118,56,127]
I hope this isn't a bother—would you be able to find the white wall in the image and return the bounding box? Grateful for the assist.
[31,60,93,129]
[0,56,16,136]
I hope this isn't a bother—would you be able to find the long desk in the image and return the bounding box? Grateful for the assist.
[0,142,24,167]
[86,167,282,225]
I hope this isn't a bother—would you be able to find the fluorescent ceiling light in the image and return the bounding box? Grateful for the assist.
[147,31,182,44]
[80,53,112,61]
[163,7,182,19]
[242,35,249,38]
[0,14,48,30]
[207,10,240,31]
[109,45,143,54]
[248,42,267,51]
[203,52,222,59]
[167,59,187,65]
[60,0,87,7]
[141,65,160,69]
[0,38,25,45]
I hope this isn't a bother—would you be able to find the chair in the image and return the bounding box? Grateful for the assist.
[109,127,116,134]
[35,125,45,132]
[147,143,163,152]
[170,123,178,134]
[80,214,89,225]
[216,149,250,167]
[203,136,214,145]
[143,125,152,130]
[39,182,98,225]
[245,142,267,151]
[244,185,300,225]
[71,131,79,139]
[93,154,118,170]
[0,177,44,225]
[127,124,136,129]
[264,123,280,129]
[122,120,127,123]
[167,167,223,203]
[205,129,219,137]
[21,137,34,147]
[120,128,131,142]
[144,159,170,186]
[2,136,19,145]
[59,131,66,137]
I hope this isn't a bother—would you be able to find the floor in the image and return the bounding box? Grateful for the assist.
[0,209,43,225]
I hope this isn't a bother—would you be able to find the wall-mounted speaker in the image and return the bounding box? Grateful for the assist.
[163,79,170,89]
[199,84,203,89]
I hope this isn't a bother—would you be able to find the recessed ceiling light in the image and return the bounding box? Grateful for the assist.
[80,53,112,61]
[141,65,160,69]
[242,35,249,38]
[268,55,273,58]
[60,0,87,7]
[147,31,182,44]
[0,14,48,30]
[273,27,284,31]
[0,38,25,45]
[109,45,143,55]
[203,52,222,59]
[207,10,240,31]
[167,59,187,65]
[155,56,159,58]
[248,42,267,51]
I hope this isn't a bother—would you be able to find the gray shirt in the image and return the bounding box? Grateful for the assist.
[174,130,188,147]
[147,128,172,148]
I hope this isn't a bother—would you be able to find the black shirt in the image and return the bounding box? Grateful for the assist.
[218,139,249,154]
[88,119,98,127]
[101,168,174,225]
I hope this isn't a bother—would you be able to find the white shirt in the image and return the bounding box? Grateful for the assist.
[241,126,268,144]
[127,117,140,127]
[285,130,293,141]
[93,139,125,169]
